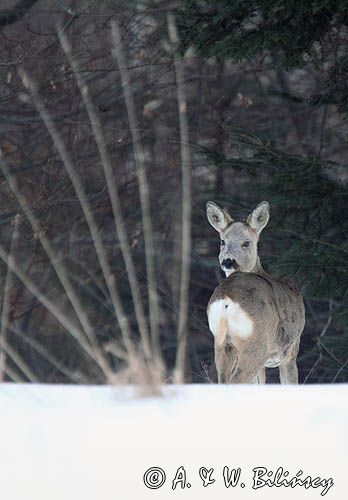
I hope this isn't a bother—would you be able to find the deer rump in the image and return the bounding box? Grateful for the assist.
[207,272,304,366]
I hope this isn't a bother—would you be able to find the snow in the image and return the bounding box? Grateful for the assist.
[0,383,346,499]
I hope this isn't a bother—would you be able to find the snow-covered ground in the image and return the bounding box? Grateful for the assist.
[0,383,346,499]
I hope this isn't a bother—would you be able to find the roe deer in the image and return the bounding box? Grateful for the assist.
[206,201,305,384]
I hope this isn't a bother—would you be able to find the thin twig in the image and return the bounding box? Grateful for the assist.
[320,300,333,338]
[0,214,21,381]
[317,103,328,158]
[332,356,348,383]
[20,70,135,361]
[303,343,322,384]
[58,29,152,361]
[168,14,192,383]
[111,20,163,370]
[318,338,344,367]
[200,361,213,384]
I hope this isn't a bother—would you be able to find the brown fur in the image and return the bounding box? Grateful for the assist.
[206,201,305,384]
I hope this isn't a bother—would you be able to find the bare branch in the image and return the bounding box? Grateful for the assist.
[332,355,348,383]
[9,323,88,383]
[0,157,114,381]
[2,364,23,382]
[20,70,136,362]
[111,20,163,369]
[319,300,333,338]
[0,240,92,358]
[167,14,192,384]
[0,337,38,382]
[58,29,152,361]
[0,214,21,381]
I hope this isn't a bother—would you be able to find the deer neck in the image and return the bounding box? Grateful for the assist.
[250,257,267,277]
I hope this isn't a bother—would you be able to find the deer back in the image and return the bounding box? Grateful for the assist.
[208,272,304,348]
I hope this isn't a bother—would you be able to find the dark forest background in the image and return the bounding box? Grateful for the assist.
[0,0,347,384]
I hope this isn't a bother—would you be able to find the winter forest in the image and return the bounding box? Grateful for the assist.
[0,0,348,386]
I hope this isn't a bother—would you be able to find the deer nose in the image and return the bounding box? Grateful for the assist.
[222,258,237,269]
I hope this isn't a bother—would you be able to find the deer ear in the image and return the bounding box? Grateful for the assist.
[206,201,233,233]
[247,201,270,234]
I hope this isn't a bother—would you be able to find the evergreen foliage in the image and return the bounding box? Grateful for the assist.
[179,1,348,110]
[179,1,347,63]
[179,0,348,382]
[199,132,348,381]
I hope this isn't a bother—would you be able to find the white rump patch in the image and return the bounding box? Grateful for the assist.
[207,297,253,342]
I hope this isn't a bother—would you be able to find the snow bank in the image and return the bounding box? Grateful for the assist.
[0,383,346,499]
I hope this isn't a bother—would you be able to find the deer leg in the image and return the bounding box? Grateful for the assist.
[279,359,298,384]
[279,338,300,384]
[251,367,266,384]
[230,348,268,384]
[251,368,266,384]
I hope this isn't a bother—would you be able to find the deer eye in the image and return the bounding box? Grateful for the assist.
[242,241,250,248]
[220,240,225,247]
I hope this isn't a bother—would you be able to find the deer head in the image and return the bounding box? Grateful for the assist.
[206,201,270,276]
